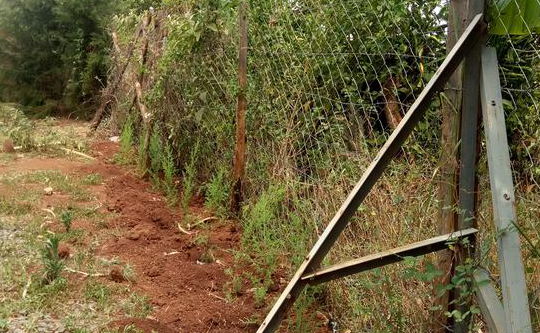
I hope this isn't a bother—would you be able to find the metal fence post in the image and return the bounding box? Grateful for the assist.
[480,46,532,333]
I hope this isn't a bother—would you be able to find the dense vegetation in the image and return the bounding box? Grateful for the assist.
[0,0,539,331]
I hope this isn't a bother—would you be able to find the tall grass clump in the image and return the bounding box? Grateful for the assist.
[147,125,162,183]
[181,141,200,214]
[205,165,231,217]
[117,116,135,164]
[162,142,178,205]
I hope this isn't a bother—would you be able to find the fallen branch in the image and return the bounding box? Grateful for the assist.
[164,251,181,256]
[208,292,228,303]
[60,148,96,160]
[41,208,56,218]
[22,276,31,299]
[188,216,218,230]
[65,267,106,278]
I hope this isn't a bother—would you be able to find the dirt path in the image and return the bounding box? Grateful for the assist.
[80,141,258,332]
[1,121,260,332]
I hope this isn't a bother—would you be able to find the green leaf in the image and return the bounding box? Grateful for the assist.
[489,0,540,35]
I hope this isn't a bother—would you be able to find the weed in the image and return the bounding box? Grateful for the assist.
[147,125,162,183]
[199,248,215,264]
[0,197,32,216]
[205,165,231,218]
[0,104,34,150]
[40,234,65,284]
[182,141,200,214]
[162,142,178,205]
[117,116,135,164]
[223,268,243,301]
[81,173,103,185]
[122,264,137,282]
[84,281,111,306]
[253,286,267,308]
[122,293,152,318]
[193,234,209,247]
[60,209,75,232]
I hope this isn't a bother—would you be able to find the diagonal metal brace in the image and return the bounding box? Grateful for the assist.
[302,228,477,285]
[257,14,487,333]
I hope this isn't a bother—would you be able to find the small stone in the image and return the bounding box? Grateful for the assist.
[44,187,54,196]
[109,136,120,143]
[2,139,15,153]
[126,230,140,241]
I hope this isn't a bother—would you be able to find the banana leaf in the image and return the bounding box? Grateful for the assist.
[489,0,540,35]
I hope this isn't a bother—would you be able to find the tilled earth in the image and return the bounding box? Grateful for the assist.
[1,134,262,332]
[82,141,259,332]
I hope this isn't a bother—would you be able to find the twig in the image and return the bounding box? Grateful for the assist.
[65,267,106,278]
[60,148,96,160]
[22,276,31,299]
[188,216,218,230]
[208,292,228,302]
[164,251,181,256]
[177,223,194,235]
[41,208,56,218]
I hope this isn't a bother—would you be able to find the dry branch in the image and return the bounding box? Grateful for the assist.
[90,14,152,131]
[60,148,96,160]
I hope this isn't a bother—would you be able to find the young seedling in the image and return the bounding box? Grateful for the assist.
[41,233,65,284]
[60,209,74,232]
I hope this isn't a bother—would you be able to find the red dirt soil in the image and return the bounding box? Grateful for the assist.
[74,141,261,332]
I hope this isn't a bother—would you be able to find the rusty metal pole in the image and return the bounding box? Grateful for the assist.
[232,1,248,214]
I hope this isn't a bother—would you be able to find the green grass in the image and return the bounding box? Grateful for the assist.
[1,170,94,201]
[0,197,33,216]
[81,173,103,186]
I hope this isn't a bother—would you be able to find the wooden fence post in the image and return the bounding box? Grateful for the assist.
[433,1,468,330]
[232,1,248,214]
[453,1,485,331]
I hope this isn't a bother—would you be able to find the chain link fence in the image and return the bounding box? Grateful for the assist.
[104,0,539,330]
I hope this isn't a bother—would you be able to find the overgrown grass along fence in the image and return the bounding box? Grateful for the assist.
[93,0,540,331]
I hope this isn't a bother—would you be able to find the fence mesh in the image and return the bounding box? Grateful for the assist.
[106,0,539,331]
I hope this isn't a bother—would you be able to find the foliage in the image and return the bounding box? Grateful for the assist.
[0,0,114,111]
[0,104,34,149]
[489,0,540,35]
